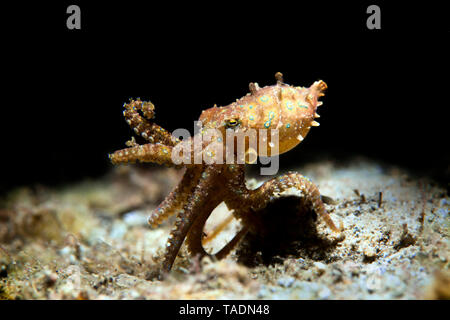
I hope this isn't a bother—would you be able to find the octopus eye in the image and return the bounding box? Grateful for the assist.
[225,118,240,128]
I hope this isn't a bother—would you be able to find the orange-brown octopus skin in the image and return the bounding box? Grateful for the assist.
[109,72,340,279]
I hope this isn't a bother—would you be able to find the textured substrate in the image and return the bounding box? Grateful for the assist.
[0,157,448,299]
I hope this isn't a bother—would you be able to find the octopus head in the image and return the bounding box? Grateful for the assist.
[272,79,328,156]
[197,76,328,163]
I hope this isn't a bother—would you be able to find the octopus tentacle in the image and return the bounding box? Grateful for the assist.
[185,164,251,259]
[109,135,226,167]
[249,173,340,232]
[184,193,223,258]
[148,167,202,227]
[108,143,179,167]
[160,165,222,275]
[123,99,179,146]
[223,164,249,201]
[186,204,249,260]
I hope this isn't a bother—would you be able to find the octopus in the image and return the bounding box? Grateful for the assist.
[109,73,340,278]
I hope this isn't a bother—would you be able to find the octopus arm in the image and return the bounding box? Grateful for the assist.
[160,165,222,275]
[249,173,340,232]
[148,167,202,227]
[108,143,179,167]
[123,99,179,146]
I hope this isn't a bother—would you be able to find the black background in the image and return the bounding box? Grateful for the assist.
[1,1,448,194]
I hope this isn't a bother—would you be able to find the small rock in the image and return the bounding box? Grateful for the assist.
[318,286,331,299]
[363,245,377,262]
[257,285,268,298]
[437,208,448,218]
[314,262,327,275]
[58,246,72,256]
[366,275,382,293]
[115,274,142,288]
[277,277,295,288]
[110,222,127,239]
[123,211,148,226]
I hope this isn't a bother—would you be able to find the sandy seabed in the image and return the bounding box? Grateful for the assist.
[0,157,448,299]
